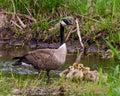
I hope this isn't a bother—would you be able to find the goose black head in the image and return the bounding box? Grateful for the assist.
[60,19,73,26]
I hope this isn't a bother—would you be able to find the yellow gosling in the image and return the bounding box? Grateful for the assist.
[66,66,83,81]
[78,63,84,69]
[73,63,84,69]
[73,63,79,69]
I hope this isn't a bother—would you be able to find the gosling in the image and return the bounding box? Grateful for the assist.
[84,70,98,82]
[59,66,74,77]
[66,64,83,81]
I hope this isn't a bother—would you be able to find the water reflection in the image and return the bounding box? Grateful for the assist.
[0,44,119,74]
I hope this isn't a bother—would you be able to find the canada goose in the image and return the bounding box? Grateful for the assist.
[12,19,72,82]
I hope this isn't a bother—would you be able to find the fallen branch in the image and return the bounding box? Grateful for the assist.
[65,27,74,42]
[17,16,26,28]
[75,18,85,63]
[76,18,84,49]
[10,20,23,30]
[0,12,36,22]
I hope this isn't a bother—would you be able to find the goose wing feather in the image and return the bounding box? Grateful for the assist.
[24,49,58,70]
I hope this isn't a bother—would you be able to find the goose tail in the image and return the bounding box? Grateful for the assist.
[12,56,23,66]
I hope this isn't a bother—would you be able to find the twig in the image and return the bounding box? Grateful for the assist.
[75,18,85,63]
[65,27,73,42]
[76,18,84,49]
[0,12,36,22]
[10,20,23,30]
[17,16,26,28]
[18,13,36,23]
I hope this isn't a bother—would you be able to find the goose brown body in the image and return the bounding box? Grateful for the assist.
[20,43,67,70]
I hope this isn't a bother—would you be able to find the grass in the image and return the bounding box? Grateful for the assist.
[0,65,119,95]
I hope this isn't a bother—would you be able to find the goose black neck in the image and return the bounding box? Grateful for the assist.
[60,24,65,45]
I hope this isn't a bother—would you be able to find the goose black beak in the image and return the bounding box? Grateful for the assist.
[62,19,73,25]
[66,21,73,26]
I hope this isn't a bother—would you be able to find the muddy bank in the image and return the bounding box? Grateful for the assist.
[0,13,119,54]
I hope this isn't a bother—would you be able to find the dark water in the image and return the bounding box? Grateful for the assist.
[0,44,119,75]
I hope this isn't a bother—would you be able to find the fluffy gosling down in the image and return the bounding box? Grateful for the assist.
[60,63,84,81]
[66,64,84,81]
[59,63,103,83]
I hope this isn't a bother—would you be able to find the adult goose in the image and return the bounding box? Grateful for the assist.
[12,19,72,81]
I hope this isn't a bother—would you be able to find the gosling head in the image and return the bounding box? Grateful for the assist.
[68,66,74,71]
[78,64,84,68]
[60,19,73,26]
[73,63,79,69]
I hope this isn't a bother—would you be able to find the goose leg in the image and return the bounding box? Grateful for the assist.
[46,70,50,83]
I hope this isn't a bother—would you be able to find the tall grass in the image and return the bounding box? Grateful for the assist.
[67,0,120,45]
[0,0,65,14]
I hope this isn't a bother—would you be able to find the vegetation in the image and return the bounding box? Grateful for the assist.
[0,65,119,95]
[105,40,120,60]
[0,0,120,46]
[0,0,120,95]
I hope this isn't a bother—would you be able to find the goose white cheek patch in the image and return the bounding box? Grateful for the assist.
[60,21,66,26]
